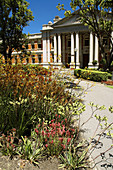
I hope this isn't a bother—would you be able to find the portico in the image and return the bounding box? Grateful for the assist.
[42,26,99,69]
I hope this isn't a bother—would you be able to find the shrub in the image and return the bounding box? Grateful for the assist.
[92,60,97,66]
[0,63,70,137]
[74,69,108,82]
[34,115,77,156]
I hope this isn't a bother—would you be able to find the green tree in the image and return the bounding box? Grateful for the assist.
[57,0,113,70]
[0,0,34,63]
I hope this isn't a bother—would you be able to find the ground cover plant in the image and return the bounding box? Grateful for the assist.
[0,60,113,169]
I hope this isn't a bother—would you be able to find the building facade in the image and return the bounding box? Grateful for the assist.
[11,13,112,69]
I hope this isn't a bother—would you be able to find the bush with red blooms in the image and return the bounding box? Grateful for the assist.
[34,114,76,156]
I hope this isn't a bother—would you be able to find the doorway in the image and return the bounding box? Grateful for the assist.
[83,54,89,68]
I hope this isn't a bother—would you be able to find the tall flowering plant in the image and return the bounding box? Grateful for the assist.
[34,114,76,156]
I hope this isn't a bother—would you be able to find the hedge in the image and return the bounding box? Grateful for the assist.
[74,69,108,82]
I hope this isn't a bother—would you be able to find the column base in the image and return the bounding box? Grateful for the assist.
[42,62,63,69]
[76,63,80,69]
[70,63,75,69]
[88,62,99,69]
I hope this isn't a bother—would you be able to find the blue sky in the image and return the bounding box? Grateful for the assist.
[23,0,72,34]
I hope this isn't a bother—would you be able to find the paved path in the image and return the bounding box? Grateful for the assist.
[57,69,113,170]
[77,80,113,170]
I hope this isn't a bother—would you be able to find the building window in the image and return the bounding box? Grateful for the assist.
[38,44,41,49]
[51,37,54,48]
[25,44,28,49]
[103,38,108,45]
[68,40,71,47]
[85,39,89,46]
[38,40,42,49]
[32,55,35,63]
[32,44,35,49]
[38,55,41,63]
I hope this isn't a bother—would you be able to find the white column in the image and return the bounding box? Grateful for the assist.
[76,32,80,68]
[62,34,65,65]
[70,32,75,68]
[58,34,61,63]
[43,33,47,63]
[89,32,93,67]
[95,35,99,65]
[47,32,50,63]
[54,34,57,63]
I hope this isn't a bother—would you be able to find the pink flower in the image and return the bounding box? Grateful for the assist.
[61,144,65,149]
[62,125,65,131]
[66,130,70,136]
[57,122,60,127]
[65,118,67,122]
[47,133,50,138]
[59,137,63,142]
[51,123,55,128]
[55,114,58,117]
[50,140,53,144]
[71,129,75,132]
[38,124,40,127]
[45,138,47,142]
[58,115,61,118]
[45,144,48,148]
[51,119,55,123]
[67,138,71,143]
[35,129,39,135]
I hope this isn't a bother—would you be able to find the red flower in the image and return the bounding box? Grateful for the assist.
[47,132,50,138]
[61,121,63,124]
[66,130,70,136]
[42,130,45,136]
[65,118,67,123]
[57,122,60,127]
[35,129,39,135]
[61,144,65,149]
[38,124,40,127]
[55,114,58,117]
[67,138,71,143]
[59,137,63,142]
[45,144,48,148]
[51,119,55,123]
[71,129,75,132]
[50,140,53,144]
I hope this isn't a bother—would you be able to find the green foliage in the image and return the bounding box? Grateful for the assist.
[74,69,108,81]
[92,60,97,66]
[0,0,34,62]
[59,141,89,169]
[17,135,43,164]
[0,63,113,168]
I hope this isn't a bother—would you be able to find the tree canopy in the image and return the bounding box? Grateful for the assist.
[57,0,113,70]
[0,0,34,63]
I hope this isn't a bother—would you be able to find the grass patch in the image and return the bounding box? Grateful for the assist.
[106,85,113,89]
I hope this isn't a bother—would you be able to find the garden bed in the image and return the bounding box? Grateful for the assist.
[102,80,113,85]
[0,154,63,170]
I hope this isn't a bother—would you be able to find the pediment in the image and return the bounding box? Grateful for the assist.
[52,12,81,28]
